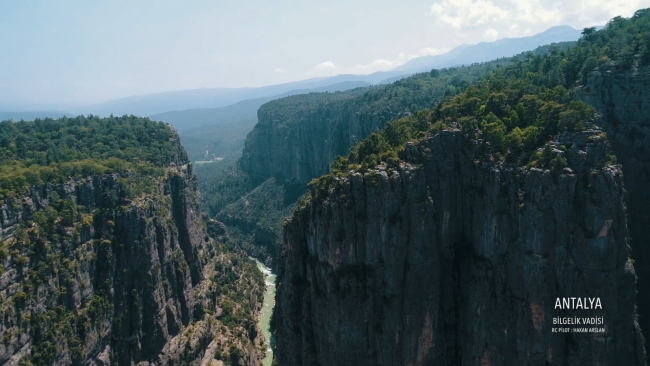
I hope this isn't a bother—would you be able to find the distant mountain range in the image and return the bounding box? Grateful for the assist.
[151,80,371,131]
[77,78,335,117]
[0,25,582,122]
[0,111,71,121]
[393,25,582,73]
[123,25,582,118]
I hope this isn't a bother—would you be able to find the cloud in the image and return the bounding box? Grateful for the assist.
[305,61,339,76]
[429,0,509,29]
[348,58,403,74]
[572,0,650,25]
[428,0,650,40]
[418,47,448,56]
[504,0,560,26]
[509,23,520,33]
[309,47,452,76]
[348,48,450,74]
[274,68,288,73]
[483,28,499,41]
[315,61,337,70]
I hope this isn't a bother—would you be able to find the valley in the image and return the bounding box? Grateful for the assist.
[198,11,650,365]
[253,259,276,366]
[2,10,650,366]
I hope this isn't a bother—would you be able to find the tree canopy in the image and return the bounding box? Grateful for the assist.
[0,115,184,196]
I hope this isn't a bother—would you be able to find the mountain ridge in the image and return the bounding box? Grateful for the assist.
[151,80,371,132]
[394,25,582,73]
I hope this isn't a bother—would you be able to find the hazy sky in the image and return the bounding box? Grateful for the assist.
[1,0,648,108]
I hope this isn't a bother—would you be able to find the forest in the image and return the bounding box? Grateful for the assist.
[0,115,183,197]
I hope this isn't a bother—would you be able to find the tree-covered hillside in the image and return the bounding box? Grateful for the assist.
[201,8,650,270]
[0,115,185,196]
[310,8,650,193]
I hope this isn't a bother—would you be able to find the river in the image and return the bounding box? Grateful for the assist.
[254,259,276,366]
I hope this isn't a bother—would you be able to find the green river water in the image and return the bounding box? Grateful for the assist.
[254,259,276,366]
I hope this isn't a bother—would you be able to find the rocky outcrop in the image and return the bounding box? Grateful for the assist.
[0,164,263,364]
[577,64,650,350]
[275,129,646,365]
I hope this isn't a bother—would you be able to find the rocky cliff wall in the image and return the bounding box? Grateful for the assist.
[0,164,263,365]
[578,64,650,350]
[275,129,646,365]
[240,103,404,184]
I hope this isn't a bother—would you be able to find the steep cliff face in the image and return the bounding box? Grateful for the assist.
[577,65,650,350]
[275,129,646,365]
[240,98,400,184]
[0,154,263,364]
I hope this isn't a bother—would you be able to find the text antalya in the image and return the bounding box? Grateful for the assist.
[554,297,601,309]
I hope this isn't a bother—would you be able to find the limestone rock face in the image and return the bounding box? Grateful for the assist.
[577,65,650,350]
[275,130,646,365]
[240,99,408,185]
[0,165,262,365]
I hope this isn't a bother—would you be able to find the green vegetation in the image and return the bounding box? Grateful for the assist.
[308,9,650,197]
[251,43,575,142]
[1,191,116,365]
[192,154,244,201]
[201,45,576,214]
[217,177,303,266]
[255,61,512,136]
[0,114,266,365]
[320,79,592,177]
[200,164,255,216]
[0,115,182,197]
[570,10,650,78]
[211,252,264,329]
[179,117,256,163]
[201,45,576,217]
